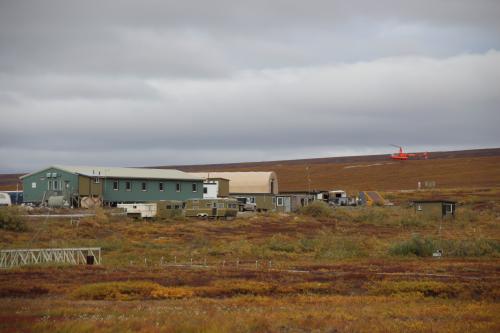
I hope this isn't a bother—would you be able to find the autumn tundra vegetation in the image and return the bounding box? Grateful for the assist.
[0,187,499,332]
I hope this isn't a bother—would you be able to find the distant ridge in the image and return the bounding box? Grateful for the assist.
[156,147,500,171]
[156,147,500,192]
[1,148,499,192]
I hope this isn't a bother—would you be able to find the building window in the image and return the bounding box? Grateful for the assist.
[32,182,37,189]
[277,197,284,206]
[48,180,52,190]
[192,183,198,192]
[125,181,131,191]
[203,187,208,194]
[94,177,100,184]
[113,180,119,191]
[217,203,225,208]
[176,183,181,192]
[159,182,164,191]
[53,180,59,190]
[141,182,147,191]
[166,205,172,209]
[248,197,256,204]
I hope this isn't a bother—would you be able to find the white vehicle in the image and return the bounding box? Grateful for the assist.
[117,203,157,218]
[235,197,257,211]
[0,192,12,207]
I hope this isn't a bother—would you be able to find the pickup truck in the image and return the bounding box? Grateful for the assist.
[236,197,257,212]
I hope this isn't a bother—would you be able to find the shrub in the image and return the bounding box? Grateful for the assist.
[390,236,500,257]
[440,239,500,257]
[79,207,110,229]
[390,235,436,257]
[94,207,109,223]
[266,234,296,253]
[369,280,462,298]
[353,208,390,225]
[277,282,332,295]
[298,238,317,252]
[0,206,27,231]
[196,280,274,297]
[314,231,366,259]
[398,215,426,227]
[71,281,193,300]
[298,201,332,218]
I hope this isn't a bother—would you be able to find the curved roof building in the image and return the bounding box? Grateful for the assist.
[189,171,278,194]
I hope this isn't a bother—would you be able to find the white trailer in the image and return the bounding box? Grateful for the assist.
[117,203,157,218]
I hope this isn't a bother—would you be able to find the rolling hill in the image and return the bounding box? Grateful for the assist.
[1,148,499,192]
[165,148,500,192]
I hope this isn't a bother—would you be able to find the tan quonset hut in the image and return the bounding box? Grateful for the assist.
[189,172,278,211]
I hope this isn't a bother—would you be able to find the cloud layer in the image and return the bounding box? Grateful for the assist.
[1,1,499,172]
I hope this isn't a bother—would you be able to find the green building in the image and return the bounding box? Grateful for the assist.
[413,200,456,219]
[20,165,204,207]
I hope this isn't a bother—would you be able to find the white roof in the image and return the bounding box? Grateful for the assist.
[189,171,278,194]
[21,165,204,181]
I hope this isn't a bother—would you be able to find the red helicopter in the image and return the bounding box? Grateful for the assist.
[390,145,429,160]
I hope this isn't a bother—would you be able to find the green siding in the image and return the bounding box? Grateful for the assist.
[22,166,203,204]
[102,179,203,203]
[22,167,79,203]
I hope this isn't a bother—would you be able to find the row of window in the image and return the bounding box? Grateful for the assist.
[190,202,238,209]
[47,180,70,191]
[190,200,239,209]
[111,180,198,193]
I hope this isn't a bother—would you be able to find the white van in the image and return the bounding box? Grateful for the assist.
[0,192,12,207]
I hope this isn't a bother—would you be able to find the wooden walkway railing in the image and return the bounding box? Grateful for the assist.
[0,247,101,268]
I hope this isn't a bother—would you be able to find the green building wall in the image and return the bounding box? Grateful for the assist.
[22,167,79,203]
[22,167,203,204]
[102,179,203,203]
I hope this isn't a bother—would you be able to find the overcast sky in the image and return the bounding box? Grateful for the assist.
[1,0,499,173]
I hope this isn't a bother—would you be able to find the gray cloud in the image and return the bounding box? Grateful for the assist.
[0,1,499,172]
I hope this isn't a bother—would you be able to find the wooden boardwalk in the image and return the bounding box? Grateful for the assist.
[0,247,101,268]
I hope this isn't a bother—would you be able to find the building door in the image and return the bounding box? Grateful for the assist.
[284,197,291,212]
[443,203,454,217]
[212,202,217,217]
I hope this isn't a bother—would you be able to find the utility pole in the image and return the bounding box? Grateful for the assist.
[306,166,311,205]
